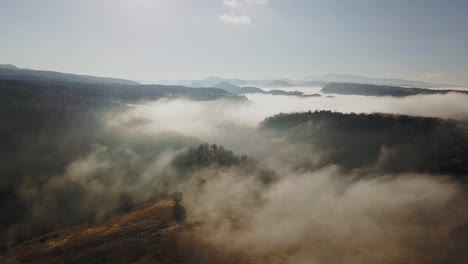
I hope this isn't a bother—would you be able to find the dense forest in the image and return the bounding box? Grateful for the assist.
[262,111,468,178]
[172,143,275,184]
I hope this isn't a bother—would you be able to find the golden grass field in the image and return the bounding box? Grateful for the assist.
[1,198,467,264]
[0,200,274,264]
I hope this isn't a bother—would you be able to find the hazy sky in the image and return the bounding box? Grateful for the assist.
[1,0,467,84]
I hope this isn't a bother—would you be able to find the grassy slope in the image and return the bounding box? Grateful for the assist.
[2,199,467,264]
[0,200,269,264]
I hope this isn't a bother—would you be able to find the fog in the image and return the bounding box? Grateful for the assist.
[104,92,467,262]
[183,166,465,263]
[115,92,468,159]
[124,92,468,133]
[3,89,468,262]
[244,92,468,121]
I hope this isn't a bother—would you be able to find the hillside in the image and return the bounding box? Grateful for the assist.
[0,80,246,248]
[0,64,138,85]
[2,195,467,264]
[261,111,468,177]
[0,200,260,264]
[0,79,245,111]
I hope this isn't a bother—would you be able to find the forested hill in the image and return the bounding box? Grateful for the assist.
[0,79,246,248]
[0,79,245,200]
[0,64,139,85]
[321,82,468,97]
[0,79,245,109]
[0,79,246,185]
[261,111,468,178]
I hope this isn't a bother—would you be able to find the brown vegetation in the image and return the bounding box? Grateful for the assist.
[0,200,259,264]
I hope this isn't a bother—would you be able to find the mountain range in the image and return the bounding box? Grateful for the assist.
[2,64,463,89]
[157,74,462,89]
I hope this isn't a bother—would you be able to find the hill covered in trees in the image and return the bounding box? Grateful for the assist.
[0,79,247,248]
[0,64,139,85]
[262,111,468,178]
[0,79,245,185]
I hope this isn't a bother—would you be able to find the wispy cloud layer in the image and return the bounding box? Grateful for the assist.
[219,0,270,25]
[224,0,270,8]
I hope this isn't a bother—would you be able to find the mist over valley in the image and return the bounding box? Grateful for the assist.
[1,1,468,263]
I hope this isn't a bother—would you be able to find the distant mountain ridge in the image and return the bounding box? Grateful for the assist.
[321,82,468,97]
[0,64,19,70]
[212,82,321,97]
[158,73,461,89]
[304,73,461,88]
[212,81,244,94]
[0,64,139,85]
[265,80,295,88]
[3,64,462,89]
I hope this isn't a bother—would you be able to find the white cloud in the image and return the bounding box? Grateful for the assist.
[223,0,270,8]
[218,14,251,25]
[219,0,269,25]
[223,0,243,8]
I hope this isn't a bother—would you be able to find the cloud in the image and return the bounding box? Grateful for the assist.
[223,0,244,8]
[223,0,270,8]
[186,165,464,263]
[218,14,251,25]
[219,0,269,25]
[5,87,468,257]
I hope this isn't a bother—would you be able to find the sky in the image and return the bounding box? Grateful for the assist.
[1,0,467,85]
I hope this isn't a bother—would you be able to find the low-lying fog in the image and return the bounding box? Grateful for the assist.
[126,91,468,137]
[109,93,468,175]
[245,92,468,121]
[112,90,468,263]
[118,90,468,171]
[5,88,468,263]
